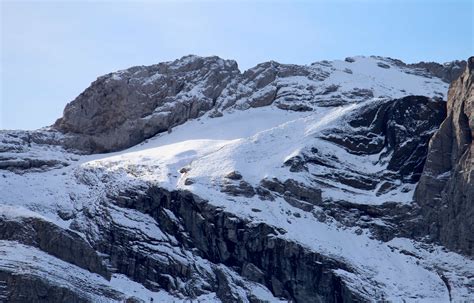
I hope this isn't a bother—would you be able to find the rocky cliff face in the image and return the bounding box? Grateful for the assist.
[53,55,451,153]
[415,57,473,256]
[1,55,474,302]
[408,60,466,83]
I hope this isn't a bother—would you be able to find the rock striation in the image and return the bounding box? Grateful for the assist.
[415,57,473,256]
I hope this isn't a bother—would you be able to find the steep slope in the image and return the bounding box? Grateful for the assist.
[415,56,474,256]
[1,56,473,302]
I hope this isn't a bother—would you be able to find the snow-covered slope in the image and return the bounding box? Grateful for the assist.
[1,55,472,302]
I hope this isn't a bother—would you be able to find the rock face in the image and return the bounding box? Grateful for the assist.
[320,96,446,184]
[409,60,466,83]
[54,56,240,153]
[0,215,109,278]
[98,188,364,303]
[415,57,474,256]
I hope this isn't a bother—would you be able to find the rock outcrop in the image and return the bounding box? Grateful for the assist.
[101,187,366,303]
[0,215,109,278]
[54,56,240,153]
[409,60,466,83]
[415,57,473,256]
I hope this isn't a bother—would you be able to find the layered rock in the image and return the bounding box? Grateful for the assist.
[98,187,366,303]
[415,57,474,256]
[0,215,109,278]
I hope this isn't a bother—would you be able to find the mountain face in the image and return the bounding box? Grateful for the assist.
[0,55,472,302]
[415,57,474,256]
[53,55,460,154]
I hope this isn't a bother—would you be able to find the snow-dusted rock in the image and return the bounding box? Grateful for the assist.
[54,55,454,153]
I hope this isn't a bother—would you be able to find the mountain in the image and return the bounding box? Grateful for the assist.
[0,55,472,302]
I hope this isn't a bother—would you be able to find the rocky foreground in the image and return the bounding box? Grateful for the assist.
[0,55,472,302]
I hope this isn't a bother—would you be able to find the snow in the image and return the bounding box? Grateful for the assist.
[322,56,448,100]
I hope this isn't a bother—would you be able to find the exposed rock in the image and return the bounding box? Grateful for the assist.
[409,60,466,83]
[0,270,91,303]
[47,55,453,154]
[375,56,466,83]
[345,57,355,63]
[0,157,68,172]
[107,188,366,302]
[260,178,322,211]
[3,54,472,302]
[225,171,243,180]
[55,56,240,153]
[0,216,109,279]
[321,96,446,183]
[415,57,474,256]
[377,62,391,69]
[276,103,313,112]
[221,180,256,198]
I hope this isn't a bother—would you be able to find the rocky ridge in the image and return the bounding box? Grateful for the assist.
[52,55,456,153]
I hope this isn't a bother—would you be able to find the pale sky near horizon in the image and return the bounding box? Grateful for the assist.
[1,0,473,130]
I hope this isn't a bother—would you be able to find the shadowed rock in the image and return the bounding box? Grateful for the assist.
[415,57,474,256]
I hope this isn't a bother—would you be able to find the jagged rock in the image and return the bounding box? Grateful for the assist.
[409,60,466,83]
[0,270,90,303]
[0,216,109,279]
[0,158,68,172]
[225,171,243,180]
[345,57,355,63]
[321,96,446,183]
[3,55,473,302]
[108,188,365,303]
[46,55,453,155]
[221,180,256,198]
[260,178,322,211]
[377,62,391,69]
[55,56,240,153]
[415,57,474,256]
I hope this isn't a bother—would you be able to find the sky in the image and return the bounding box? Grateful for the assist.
[1,0,473,130]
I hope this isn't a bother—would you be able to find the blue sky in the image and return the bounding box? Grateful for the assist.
[1,0,473,130]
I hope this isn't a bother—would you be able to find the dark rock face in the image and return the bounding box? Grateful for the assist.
[260,178,322,211]
[97,187,366,303]
[0,271,89,303]
[415,57,474,256]
[0,216,109,278]
[318,96,446,187]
